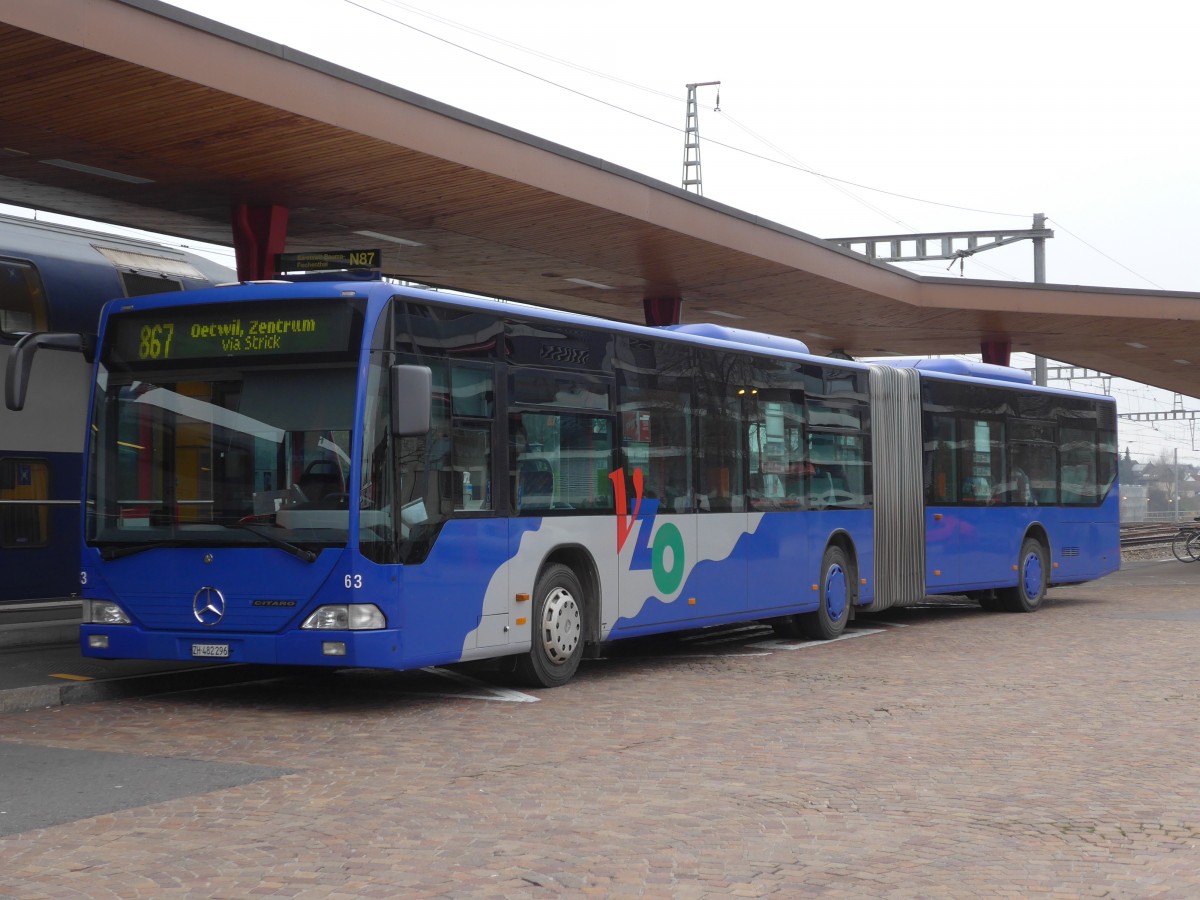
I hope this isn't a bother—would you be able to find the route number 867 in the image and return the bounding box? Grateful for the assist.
[138,323,175,360]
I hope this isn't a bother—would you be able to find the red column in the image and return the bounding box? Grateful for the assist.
[643,296,681,327]
[980,339,1011,367]
[230,203,289,281]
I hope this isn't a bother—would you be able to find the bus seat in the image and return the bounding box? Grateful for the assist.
[809,471,834,505]
[297,460,342,502]
[517,460,554,510]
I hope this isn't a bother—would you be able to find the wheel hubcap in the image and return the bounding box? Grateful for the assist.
[1022,553,1043,599]
[540,587,581,665]
[824,564,847,622]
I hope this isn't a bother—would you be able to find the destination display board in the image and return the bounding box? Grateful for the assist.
[276,249,381,272]
[105,299,362,365]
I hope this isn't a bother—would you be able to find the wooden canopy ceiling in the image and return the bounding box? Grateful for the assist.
[4,0,1200,396]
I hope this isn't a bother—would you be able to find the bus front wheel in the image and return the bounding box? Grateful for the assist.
[800,544,853,640]
[999,538,1048,613]
[514,563,585,688]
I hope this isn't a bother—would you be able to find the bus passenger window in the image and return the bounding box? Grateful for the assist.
[1061,426,1099,505]
[453,425,491,511]
[617,385,692,514]
[747,398,805,511]
[959,418,1003,504]
[926,416,958,504]
[696,401,744,513]
[512,412,613,514]
[1008,443,1056,505]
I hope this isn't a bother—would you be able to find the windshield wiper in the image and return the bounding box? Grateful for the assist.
[98,526,318,563]
[226,523,318,563]
[99,540,189,561]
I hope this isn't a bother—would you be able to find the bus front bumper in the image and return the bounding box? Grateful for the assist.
[79,624,405,669]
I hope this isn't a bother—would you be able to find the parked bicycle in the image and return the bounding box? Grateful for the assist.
[1171,519,1200,562]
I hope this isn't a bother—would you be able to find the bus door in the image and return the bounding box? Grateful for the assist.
[924,414,962,587]
[746,395,810,613]
[928,415,1006,588]
[614,395,702,628]
[614,486,698,629]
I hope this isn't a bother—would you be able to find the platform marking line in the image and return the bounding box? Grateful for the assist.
[748,628,887,651]
[419,667,540,703]
[49,673,94,682]
[679,625,774,646]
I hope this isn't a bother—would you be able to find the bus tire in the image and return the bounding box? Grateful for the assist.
[999,537,1048,613]
[513,563,585,688]
[800,544,853,640]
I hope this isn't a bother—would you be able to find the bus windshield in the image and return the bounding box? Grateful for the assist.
[85,299,364,557]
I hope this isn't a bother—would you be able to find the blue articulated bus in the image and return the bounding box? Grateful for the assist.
[28,279,1116,686]
[0,214,232,603]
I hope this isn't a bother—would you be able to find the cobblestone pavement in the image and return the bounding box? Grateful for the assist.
[2,556,1199,898]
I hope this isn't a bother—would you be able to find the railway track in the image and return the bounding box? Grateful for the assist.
[1120,523,1184,548]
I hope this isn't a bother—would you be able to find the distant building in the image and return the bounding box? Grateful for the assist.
[1120,484,1148,523]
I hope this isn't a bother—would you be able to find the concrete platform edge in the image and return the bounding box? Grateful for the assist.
[0,663,276,715]
[0,622,81,650]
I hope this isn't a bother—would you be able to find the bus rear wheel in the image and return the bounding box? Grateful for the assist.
[513,563,585,688]
[799,544,853,640]
[999,537,1048,613]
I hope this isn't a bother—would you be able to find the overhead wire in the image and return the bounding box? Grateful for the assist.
[348,1,1167,289]
[350,0,1176,292]
[363,2,1162,287]
[1047,218,1165,290]
[144,0,1156,295]
[362,0,681,103]
[342,0,1034,222]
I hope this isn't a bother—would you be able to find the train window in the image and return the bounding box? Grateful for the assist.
[0,259,48,335]
[0,458,50,549]
[120,271,183,296]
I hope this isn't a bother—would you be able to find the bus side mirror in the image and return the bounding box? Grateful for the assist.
[5,332,93,411]
[390,364,432,436]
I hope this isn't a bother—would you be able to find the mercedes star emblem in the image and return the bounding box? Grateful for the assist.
[192,586,227,626]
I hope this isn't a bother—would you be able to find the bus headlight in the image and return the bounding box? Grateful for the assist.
[87,600,130,625]
[301,604,386,630]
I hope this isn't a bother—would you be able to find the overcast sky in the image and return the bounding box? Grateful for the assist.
[159,0,1198,292]
[18,0,1200,464]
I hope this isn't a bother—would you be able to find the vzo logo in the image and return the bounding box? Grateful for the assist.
[608,467,685,595]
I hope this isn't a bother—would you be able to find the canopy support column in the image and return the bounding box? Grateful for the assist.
[643,296,681,327]
[980,339,1011,367]
[230,203,288,281]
